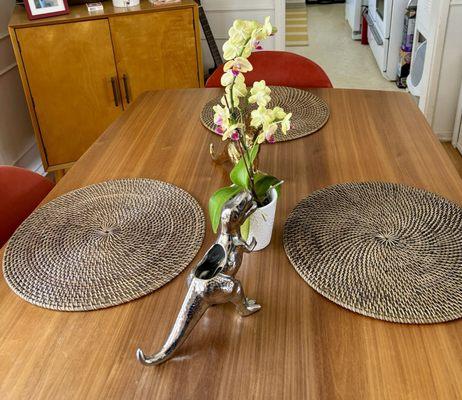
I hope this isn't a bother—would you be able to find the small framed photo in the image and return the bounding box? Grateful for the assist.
[24,0,70,20]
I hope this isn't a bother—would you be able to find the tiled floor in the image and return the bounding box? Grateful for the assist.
[287,4,400,91]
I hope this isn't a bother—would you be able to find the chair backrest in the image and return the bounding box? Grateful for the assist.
[206,51,333,89]
[0,166,54,247]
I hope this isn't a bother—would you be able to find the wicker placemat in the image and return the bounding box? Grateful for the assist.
[201,86,329,142]
[3,179,205,311]
[283,182,462,324]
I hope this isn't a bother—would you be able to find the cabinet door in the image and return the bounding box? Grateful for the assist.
[17,20,122,167]
[109,9,201,106]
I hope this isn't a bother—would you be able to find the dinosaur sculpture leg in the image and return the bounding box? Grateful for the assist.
[230,277,261,317]
[233,237,257,253]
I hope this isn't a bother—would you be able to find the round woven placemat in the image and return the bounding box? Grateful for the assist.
[3,179,205,311]
[201,86,329,142]
[283,182,462,324]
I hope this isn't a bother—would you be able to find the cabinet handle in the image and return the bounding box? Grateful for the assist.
[122,74,130,104]
[111,76,120,107]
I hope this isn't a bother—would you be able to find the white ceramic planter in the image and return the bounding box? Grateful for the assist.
[248,188,278,251]
[112,0,140,8]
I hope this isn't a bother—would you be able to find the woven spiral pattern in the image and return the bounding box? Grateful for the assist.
[201,86,330,142]
[283,182,462,324]
[3,179,205,311]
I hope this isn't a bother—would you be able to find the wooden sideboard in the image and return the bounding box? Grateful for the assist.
[8,0,203,172]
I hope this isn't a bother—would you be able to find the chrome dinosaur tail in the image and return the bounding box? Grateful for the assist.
[136,282,209,366]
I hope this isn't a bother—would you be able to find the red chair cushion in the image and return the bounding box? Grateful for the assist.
[206,51,333,89]
[0,166,54,247]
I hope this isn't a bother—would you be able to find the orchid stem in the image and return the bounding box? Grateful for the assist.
[237,138,259,203]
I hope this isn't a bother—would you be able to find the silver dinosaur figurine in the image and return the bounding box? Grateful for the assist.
[136,191,260,366]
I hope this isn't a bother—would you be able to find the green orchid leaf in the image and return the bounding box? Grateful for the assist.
[248,143,260,164]
[229,143,260,189]
[209,185,242,233]
[230,159,249,189]
[254,172,283,201]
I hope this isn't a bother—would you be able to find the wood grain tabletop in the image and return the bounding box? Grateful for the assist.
[1,88,461,399]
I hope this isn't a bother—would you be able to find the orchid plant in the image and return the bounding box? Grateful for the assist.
[209,17,292,233]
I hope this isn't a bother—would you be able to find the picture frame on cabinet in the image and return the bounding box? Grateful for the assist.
[24,0,70,20]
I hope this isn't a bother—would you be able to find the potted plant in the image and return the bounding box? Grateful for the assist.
[209,17,292,251]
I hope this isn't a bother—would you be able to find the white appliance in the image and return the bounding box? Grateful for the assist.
[407,0,432,98]
[407,0,462,142]
[346,0,368,39]
[367,0,408,80]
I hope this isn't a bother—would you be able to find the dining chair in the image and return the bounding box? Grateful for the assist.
[0,166,54,247]
[205,51,333,89]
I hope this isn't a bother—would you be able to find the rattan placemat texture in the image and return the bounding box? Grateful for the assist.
[201,86,329,142]
[283,182,462,324]
[3,179,205,311]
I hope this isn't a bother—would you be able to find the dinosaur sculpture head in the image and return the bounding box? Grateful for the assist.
[220,191,257,234]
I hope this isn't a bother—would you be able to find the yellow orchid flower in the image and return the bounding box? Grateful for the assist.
[241,41,253,58]
[223,39,242,61]
[228,20,254,43]
[224,57,253,75]
[256,132,266,144]
[251,17,273,44]
[250,106,271,128]
[263,123,278,143]
[256,123,277,144]
[224,73,247,104]
[272,106,287,120]
[263,16,274,37]
[280,113,292,134]
[222,123,243,141]
[249,80,272,107]
[221,70,237,87]
[212,104,231,136]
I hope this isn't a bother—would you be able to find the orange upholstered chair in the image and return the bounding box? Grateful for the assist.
[0,166,54,247]
[205,51,333,89]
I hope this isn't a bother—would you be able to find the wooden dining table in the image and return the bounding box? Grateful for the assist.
[1,88,461,399]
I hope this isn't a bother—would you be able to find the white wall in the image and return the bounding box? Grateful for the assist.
[414,0,462,142]
[432,3,462,141]
[0,1,38,170]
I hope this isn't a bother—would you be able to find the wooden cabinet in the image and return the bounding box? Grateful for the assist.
[110,10,200,105]
[9,1,203,171]
[16,20,122,167]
